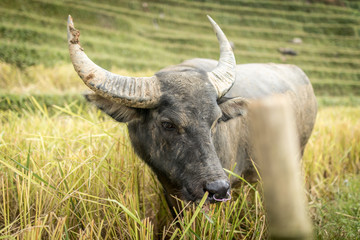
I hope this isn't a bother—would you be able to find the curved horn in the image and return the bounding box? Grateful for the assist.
[67,15,161,108]
[207,16,236,98]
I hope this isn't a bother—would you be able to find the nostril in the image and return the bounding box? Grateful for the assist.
[205,180,230,200]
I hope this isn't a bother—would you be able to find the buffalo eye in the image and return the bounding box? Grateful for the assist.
[161,121,177,131]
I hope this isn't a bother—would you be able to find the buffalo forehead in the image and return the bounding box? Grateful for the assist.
[155,71,220,127]
[156,70,213,94]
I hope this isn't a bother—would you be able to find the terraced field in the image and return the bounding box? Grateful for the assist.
[1,0,360,96]
[1,1,360,239]
[1,0,360,239]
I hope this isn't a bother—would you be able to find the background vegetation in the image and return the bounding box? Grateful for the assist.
[0,0,359,239]
[1,0,360,97]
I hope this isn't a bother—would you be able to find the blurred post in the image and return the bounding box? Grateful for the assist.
[249,96,312,239]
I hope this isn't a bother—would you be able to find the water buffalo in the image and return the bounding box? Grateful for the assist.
[67,15,317,211]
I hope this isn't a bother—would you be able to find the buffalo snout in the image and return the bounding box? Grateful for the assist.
[204,179,231,202]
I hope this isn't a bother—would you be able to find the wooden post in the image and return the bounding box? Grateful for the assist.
[249,96,312,239]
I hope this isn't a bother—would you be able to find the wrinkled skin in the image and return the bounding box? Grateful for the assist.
[86,59,317,213]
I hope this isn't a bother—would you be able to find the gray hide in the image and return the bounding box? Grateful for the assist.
[163,58,317,184]
[86,58,317,212]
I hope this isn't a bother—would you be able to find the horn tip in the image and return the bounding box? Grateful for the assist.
[67,15,80,44]
[206,15,219,33]
[67,15,74,27]
[207,15,215,25]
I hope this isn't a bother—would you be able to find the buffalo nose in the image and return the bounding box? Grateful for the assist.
[205,180,231,201]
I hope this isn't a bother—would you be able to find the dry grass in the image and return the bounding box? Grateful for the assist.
[0,101,266,239]
[0,97,359,239]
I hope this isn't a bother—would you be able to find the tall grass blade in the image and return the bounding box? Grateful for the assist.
[179,192,208,240]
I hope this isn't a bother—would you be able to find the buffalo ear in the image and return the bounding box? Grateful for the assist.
[84,92,140,123]
[218,97,248,122]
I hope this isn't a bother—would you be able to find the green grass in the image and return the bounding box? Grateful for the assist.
[313,175,360,239]
[0,0,360,95]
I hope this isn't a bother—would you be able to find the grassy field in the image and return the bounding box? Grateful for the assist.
[1,0,360,239]
[1,0,360,96]
[0,97,359,239]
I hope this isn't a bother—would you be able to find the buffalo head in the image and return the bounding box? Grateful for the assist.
[67,15,247,208]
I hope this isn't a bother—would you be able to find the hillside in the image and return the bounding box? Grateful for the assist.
[1,1,360,239]
[1,0,360,97]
